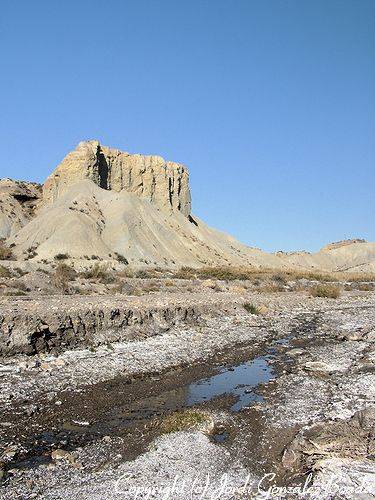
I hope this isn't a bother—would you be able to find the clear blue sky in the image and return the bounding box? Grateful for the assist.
[1,0,374,252]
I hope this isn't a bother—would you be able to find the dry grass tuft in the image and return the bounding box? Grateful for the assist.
[310,284,341,299]
[172,266,375,284]
[0,240,14,261]
[81,263,114,283]
[256,282,284,293]
[53,263,77,293]
[0,265,11,278]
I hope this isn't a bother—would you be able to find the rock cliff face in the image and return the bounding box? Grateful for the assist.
[43,141,192,216]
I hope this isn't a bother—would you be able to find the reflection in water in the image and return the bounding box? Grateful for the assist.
[186,356,273,411]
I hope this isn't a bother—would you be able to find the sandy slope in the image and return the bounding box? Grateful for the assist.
[4,178,374,272]
[8,180,289,269]
[277,242,375,273]
[1,137,373,272]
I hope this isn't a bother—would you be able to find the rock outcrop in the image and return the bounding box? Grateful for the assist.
[43,141,191,216]
[0,179,42,239]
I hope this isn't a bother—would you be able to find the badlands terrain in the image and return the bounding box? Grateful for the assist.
[0,141,374,499]
[1,140,375,272]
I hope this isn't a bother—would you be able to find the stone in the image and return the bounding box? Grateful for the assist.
[282,408,375,472]
[257,304,269,315]
[287,348,305,356]
[1,446,17,460]
[51,449,73,462]
[303,361,332,373]
[3,140,375,272]
[201,279,217,289]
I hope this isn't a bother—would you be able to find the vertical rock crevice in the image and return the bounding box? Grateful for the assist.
[96,145,109,190]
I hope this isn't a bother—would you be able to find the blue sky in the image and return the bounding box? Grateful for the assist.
[1,0,374,252]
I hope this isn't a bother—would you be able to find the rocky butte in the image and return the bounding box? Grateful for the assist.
[0,140,374,272]
[43,140,192,217]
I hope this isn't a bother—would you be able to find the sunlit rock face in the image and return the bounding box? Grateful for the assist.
[43,140,192,216]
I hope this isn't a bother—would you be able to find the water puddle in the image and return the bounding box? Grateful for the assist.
[103,353,275,431]
[8,338,286,471]
[186,355,273,411]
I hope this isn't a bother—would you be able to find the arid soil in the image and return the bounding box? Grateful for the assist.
[0,273,374,499]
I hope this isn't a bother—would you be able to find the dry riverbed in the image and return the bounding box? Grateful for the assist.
[0,285,374,499]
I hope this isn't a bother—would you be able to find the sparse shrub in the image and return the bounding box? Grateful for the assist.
[54,253,70,261]
[256,282,284,293]
[0,240,14,260]
[272,274,287,285]
[81,263,113,283]
[100,273,116,284]
[7,279,28,291]
[0,265,11,278]
[135,269,151,279]
[173,266,197,279]
[71,286,90,295]
[4,290,27,296]
[355,283,374,292]
[53,263,77,293]
[14,267,28,276]
[198,267,250,281]
[243,302,259,315]
[142,283,161,293]
[117,268,135,279]
[115,253,129,265]
[310,284,341,299]
[25,246,38,260]
[36,268,49,275]
[169,266,375,287]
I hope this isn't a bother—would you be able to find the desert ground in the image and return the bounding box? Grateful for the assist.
[0,264,374,499]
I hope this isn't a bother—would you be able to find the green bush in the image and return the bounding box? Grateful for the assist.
[243,302,259,314]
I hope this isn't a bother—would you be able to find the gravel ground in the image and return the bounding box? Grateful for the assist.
[0,289,374,499]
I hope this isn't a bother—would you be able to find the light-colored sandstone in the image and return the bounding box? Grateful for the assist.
[0,179,42,238]
[43,140,191,216]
